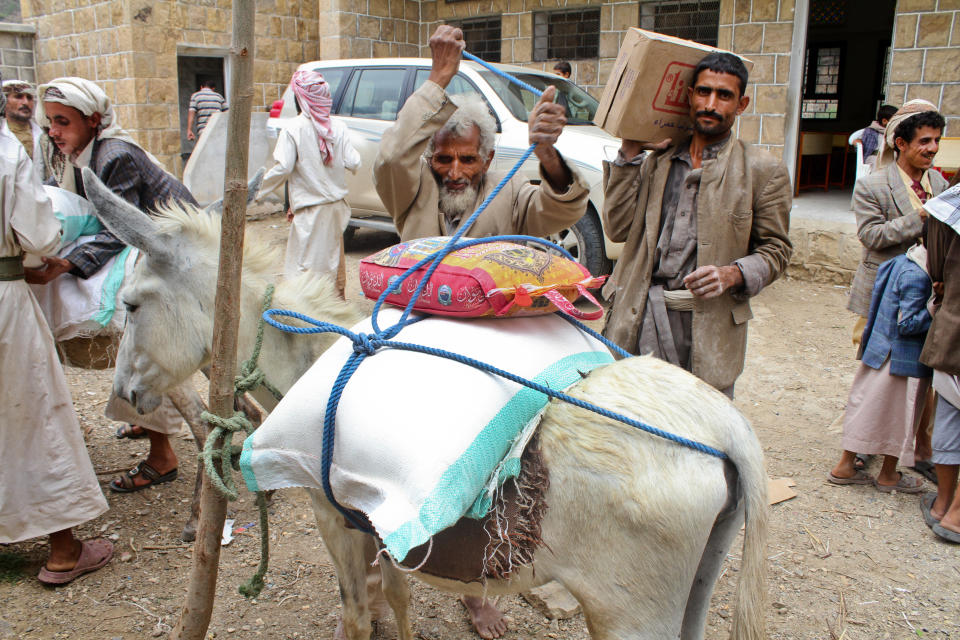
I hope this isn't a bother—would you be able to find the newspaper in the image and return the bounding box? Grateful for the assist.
[923,183,960,233]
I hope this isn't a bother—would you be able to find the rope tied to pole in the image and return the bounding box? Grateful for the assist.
[198,284,278,598]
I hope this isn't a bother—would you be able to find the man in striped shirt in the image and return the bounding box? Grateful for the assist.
[186,80,227,141]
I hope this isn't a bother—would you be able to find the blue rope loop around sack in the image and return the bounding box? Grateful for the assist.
[260,49,729,534]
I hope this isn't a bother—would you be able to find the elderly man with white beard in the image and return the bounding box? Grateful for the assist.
[371,25,588,639]
[374,25,589,246]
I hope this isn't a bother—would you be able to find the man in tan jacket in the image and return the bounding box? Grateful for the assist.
[372,25,588,639]
[374,25,589,245]
[602,52,792,396]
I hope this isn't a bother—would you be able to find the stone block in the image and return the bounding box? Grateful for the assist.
[338,12,357,36]
[762,22,792,53]
[941,0,960,7]
[733,23,763,53]
[753,84,786,113]
[734,0,751,23]
[750,53,775,83]
[111,2,124,26]
[894,13,918,48]
[106,52,124,77]
[898,0,936,10]
[779,0,795,21]
[519,12,532,37]
[906,83,943,104]
[719,0,734,24]
[286,39,304,61]
[751,0,777,22]
[761,114,784,144]
[370,0,389,17]
[579,60,598,85]
[373,40,391,57]
[501,14,518,38]
[514,37,532,62]
[404,0,418,21]
[946,116,960,136]
[522,582,581,620]
[598,30,618,58]
[890,50,924,82]
[941,83,960,115]
[422,0,437,22]
[917,12,951,46]
[717,25,732,49]
[738,114,761,143]
[924,48,960,82]
[358,15,380,38]
[207,7,229,32]
[74,6,95,31]
[775,53,790,83]
[611,2,638,28]
[131,51,156,76]
[0,33,18,50]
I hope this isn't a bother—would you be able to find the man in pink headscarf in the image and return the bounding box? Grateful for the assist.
[258,70,360,296]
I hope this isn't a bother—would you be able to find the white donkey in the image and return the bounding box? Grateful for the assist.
[82,167,769,640]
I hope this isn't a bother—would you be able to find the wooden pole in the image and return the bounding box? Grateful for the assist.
[170,2,255,638]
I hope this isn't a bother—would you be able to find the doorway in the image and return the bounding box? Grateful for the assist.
[176,54,227,172]
[794,0,897,195]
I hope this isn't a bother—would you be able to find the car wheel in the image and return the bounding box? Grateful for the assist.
[546,208,611,278]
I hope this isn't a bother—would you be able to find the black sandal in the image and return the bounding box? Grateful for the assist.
[109,461,178,493]
[910,460,938,485]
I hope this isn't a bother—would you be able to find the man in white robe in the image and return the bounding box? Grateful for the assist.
[0,87,112,583]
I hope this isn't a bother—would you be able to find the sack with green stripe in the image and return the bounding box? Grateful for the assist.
[240,307,613,563]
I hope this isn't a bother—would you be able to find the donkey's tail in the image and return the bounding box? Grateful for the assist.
[727,417,768,640]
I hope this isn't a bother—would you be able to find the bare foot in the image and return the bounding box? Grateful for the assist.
[462,595,508,639]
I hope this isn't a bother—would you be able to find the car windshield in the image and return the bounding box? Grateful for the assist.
[479,71,599,124]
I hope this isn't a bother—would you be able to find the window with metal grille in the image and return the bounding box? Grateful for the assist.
[448,16,502,63]
[640,0,720,47]
[533,9,601,62]
[801,45,842,119]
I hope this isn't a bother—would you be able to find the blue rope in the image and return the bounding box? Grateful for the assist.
[260,50,729,532]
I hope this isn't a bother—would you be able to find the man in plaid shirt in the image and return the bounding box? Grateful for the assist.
[27,77,197,495]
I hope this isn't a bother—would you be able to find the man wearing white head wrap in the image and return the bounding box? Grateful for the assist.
[26,77,198,495]
[848,101,948,325]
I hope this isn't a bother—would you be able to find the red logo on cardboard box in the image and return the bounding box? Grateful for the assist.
[653,61,694,115]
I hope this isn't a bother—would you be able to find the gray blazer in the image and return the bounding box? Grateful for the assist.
[847,161,947,316]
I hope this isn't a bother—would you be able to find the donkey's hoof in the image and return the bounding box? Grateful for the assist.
[181,523,197,542]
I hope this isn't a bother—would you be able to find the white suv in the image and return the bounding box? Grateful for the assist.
[267,58,623,276]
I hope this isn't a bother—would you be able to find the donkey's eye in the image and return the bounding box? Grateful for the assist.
[124,302,139,313]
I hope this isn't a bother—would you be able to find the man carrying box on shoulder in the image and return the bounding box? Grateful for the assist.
[601,52,792,397]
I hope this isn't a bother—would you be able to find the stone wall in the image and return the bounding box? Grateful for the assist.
[427,0,634,98]
[0,22,36,84]
[888,0,960,134]
[718,0,795,160]
[21,0,318,172]
[320,0,421,61]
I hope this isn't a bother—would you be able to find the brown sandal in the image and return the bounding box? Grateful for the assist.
[109,460,178,493]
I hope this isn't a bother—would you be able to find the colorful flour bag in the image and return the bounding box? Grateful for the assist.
[359,237,606,320]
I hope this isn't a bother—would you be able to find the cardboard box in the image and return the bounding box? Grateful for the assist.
[594,28,753,142]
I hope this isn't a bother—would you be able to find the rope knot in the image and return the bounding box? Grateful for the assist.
[353,332,378,356]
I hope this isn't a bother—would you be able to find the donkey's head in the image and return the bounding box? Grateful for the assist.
[82,168,258,413]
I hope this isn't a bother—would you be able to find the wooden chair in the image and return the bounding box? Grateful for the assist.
[795,132,833,196]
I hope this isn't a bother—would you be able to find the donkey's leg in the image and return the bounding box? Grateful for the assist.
[534,447,726,639]
[166,384,209,542]
[308,489,374,640]
[378,553,413,640]
[680,461,744,640]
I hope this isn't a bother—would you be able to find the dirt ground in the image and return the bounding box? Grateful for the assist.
[2,213,958,640]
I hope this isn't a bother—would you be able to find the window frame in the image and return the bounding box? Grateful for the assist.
[532,7,602,62]
[800,42,845,121]
[638,0,721,48]
[447,15,503,63]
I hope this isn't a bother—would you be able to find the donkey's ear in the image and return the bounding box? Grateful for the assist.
[81,167,174,264]
[202,167,266,215]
